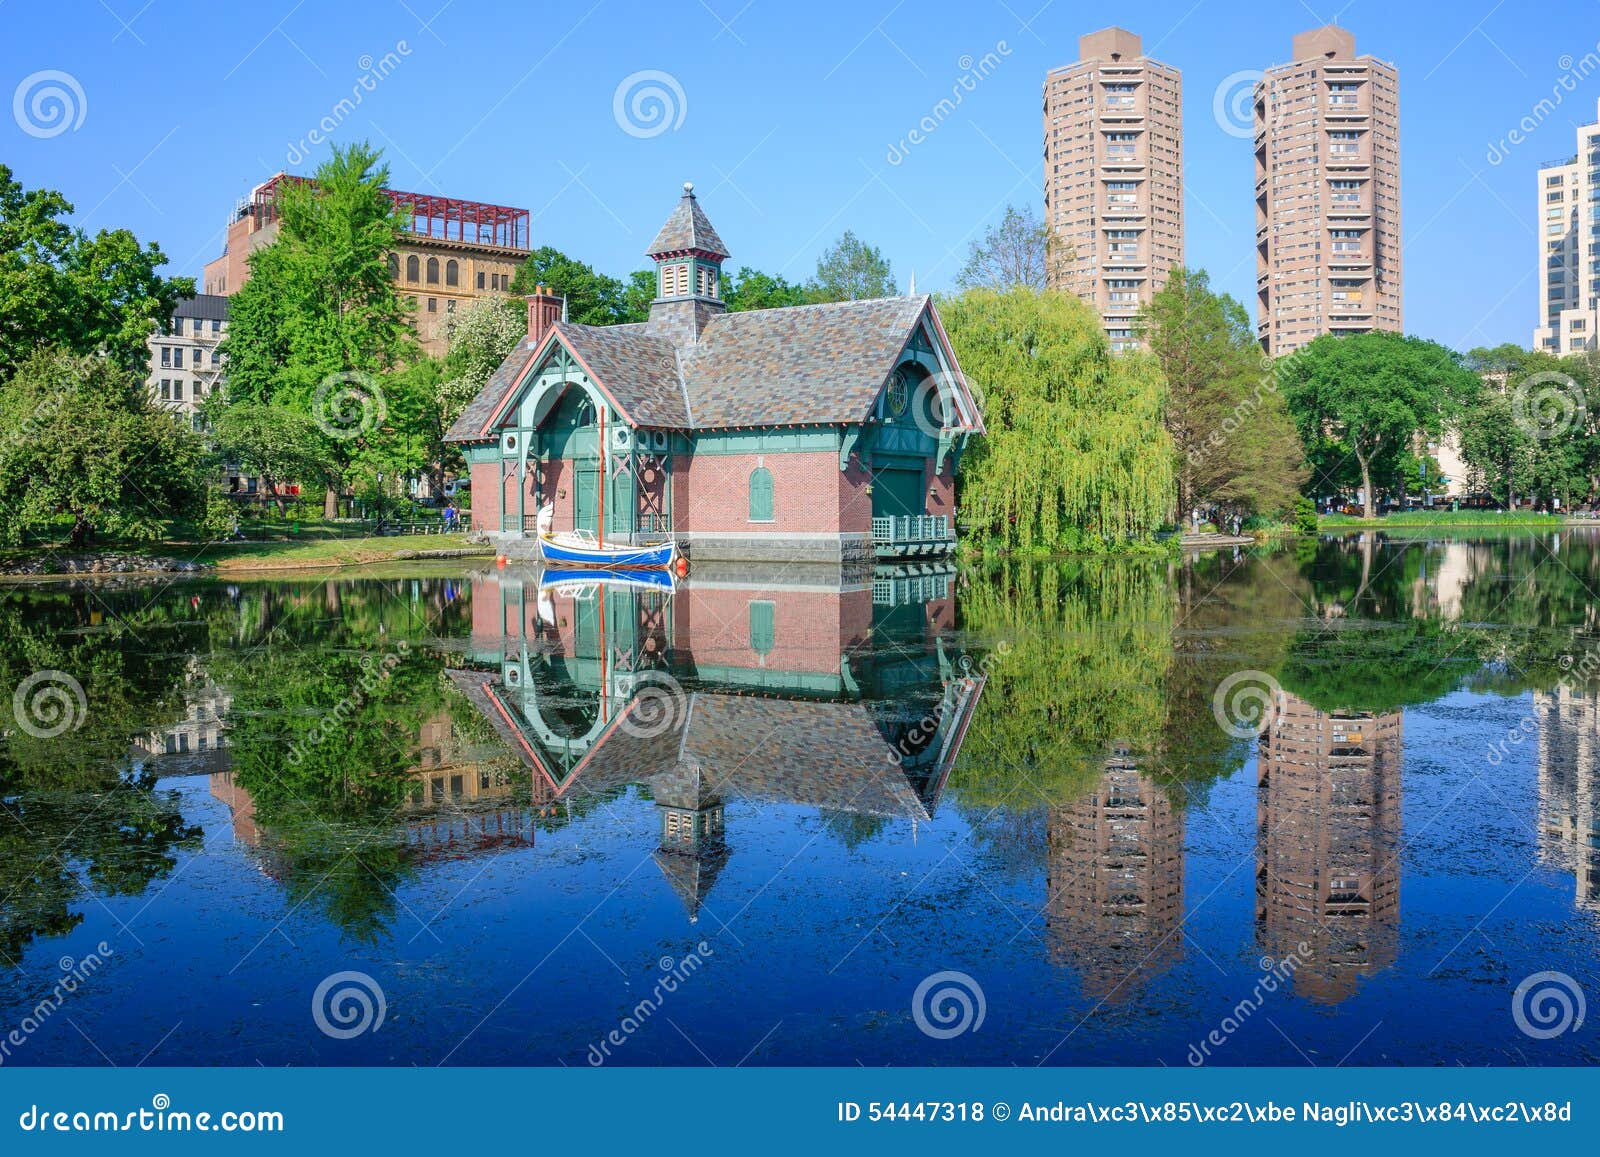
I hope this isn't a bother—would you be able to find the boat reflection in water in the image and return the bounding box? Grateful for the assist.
[448,562,985,918]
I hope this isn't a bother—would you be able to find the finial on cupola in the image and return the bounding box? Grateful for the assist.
[684,181,695,197]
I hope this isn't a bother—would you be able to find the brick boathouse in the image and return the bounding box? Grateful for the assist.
[445,183,983,564]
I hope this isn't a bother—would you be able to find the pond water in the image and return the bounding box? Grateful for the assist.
[2,533,1598,1067]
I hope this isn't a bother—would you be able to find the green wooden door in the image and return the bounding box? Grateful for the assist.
[872,467,924,519]
[575,468,599,534]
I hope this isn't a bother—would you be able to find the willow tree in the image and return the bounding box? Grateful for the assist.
[942,287,1173,552]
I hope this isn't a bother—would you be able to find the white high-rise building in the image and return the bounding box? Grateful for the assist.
[1534,102,1600,354]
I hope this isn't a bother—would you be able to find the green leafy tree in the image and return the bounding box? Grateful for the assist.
[723,266,808,312]
[808,230,896,302]
[955,204,1066,292]
[219,142,414,517]
[1457,351,1595,508]
[622,268,656,322]
[1277,332,1476,519]
[0,165,191,380]
[208,403,336,513]
[941,287,1173,551]
[0,350,208,546]
[507,245,630,325]
[1138,268,1307,518]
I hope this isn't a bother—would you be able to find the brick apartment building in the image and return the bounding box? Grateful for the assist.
[203,172,530,357]
[1254,26,1402,356]
[1043,27,1184,352]
[446,184,984,564]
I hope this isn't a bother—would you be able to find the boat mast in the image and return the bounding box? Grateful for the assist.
[597,404,606,548]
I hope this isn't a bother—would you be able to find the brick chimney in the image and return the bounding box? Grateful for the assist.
[526,284,562,347]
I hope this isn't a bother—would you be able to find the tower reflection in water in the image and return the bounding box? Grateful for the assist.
[1255,693,1402,1004]
[1046,751,1185,1002]
[449,563,985,919]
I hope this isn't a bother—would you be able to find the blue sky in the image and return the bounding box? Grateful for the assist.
[1,0,1593,349]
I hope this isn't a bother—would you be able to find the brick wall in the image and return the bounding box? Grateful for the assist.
[674,585,870,674]
[675,450,855,534]
[469,460,501,532]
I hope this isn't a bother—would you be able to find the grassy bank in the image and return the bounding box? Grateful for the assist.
[0,518,493,579]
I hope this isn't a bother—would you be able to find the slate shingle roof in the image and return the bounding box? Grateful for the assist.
[683,296,929,428]
[646,185,730,257]
[445,296,936,441]
[443,341,540,443]
[559,323,689,427]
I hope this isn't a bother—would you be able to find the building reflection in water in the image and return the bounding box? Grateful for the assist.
[448,562,984,920]
[1255,693,1401,1004]
[208,705,543,862]
[1045,749,1185,1002]
[1534,686,1600,915]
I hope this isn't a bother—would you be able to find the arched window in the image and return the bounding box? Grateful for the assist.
[445,259,459,287]
[426,257,440,284]
[748,466,774,522]
[386,253,399,279]
[405,254,419,281]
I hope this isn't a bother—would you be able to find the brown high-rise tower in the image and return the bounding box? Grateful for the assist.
[1043,28,1184,352]
[1253,27,1402,356]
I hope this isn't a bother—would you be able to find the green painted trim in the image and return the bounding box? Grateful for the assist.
[688,665,845,695]
[690,429,840,455]
[839,425,861,472]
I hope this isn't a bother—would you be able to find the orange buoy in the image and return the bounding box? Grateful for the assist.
[674,556,689,578]
[496,555,507,567]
